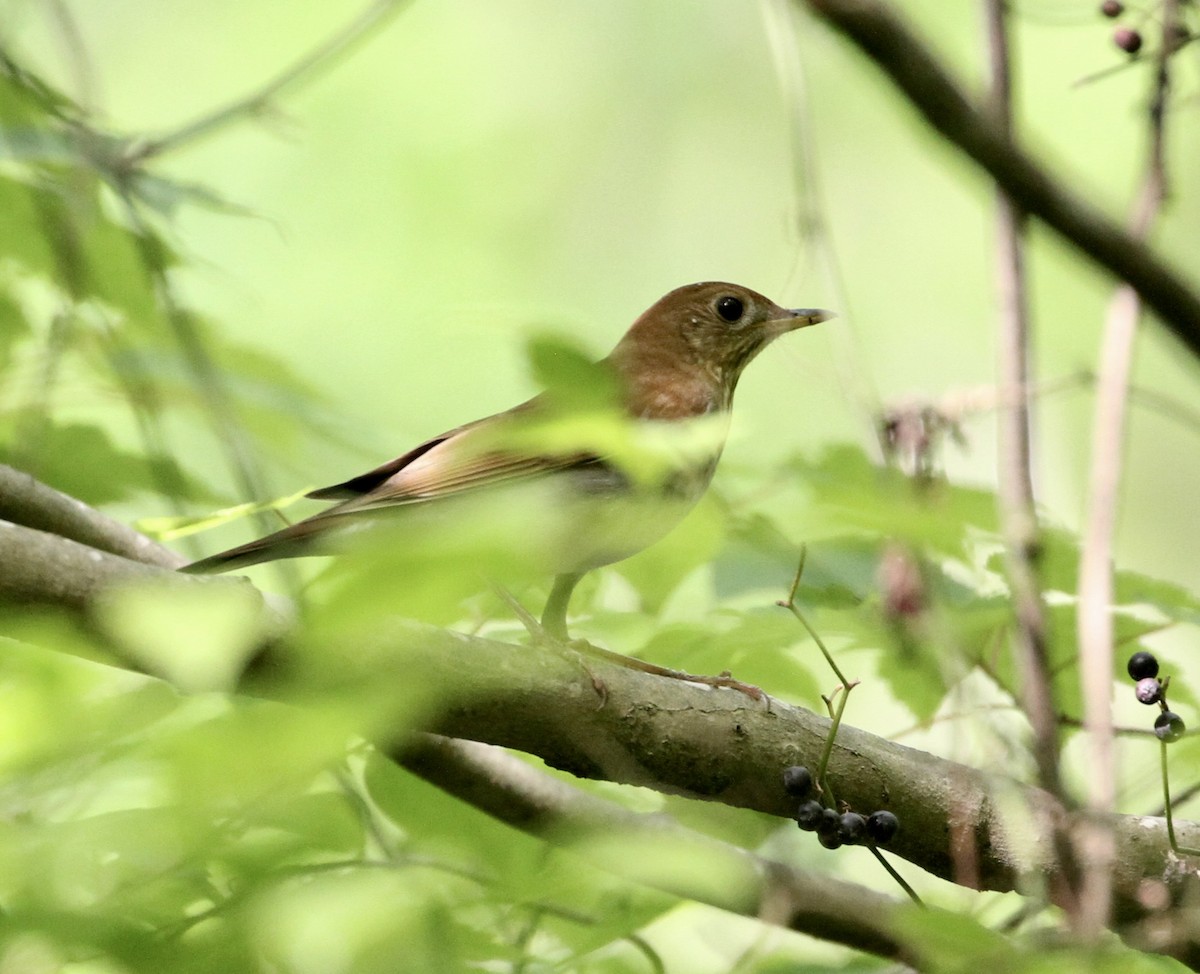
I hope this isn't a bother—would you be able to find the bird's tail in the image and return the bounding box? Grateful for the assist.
[179,518,327,574]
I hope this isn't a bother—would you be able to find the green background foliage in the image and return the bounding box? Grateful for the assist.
[0,1,1198,971]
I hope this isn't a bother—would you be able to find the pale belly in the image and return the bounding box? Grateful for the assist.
[327,462,715,578]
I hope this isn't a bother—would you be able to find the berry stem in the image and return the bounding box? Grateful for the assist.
[1159,738,1200,856]
[1160,738,1178,851]
[781,546,854,690]
[780,546,860,805]
[869,846,923,905]
[777,546,864,806]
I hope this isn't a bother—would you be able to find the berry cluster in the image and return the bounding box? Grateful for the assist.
[783,765,899,850]
[1101,1,1192,56]
[1127,651,1186,743]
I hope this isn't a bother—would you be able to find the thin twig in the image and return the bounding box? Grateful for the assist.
[795,0,1200,361]
[1076,0,1180,940]
[779,547,859,805]
[868,846,922,906]
[982,0,1063,808]
[123,0,414,165]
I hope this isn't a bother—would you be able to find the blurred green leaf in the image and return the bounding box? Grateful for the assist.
[93,580,267,691]
[0,290,31,373]
[0,419,217,505]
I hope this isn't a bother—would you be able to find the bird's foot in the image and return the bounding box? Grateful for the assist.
[565,640,766,703]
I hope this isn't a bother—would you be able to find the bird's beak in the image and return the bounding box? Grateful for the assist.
[786,308,835,328]
[765,307,835,337]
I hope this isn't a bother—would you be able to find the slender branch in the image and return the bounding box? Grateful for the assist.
[1077,0,1179,939]
[982,0,1062,810]
[397,734,916,964]
[5,494,1200,962]
[794,0,1200,361]
[122,0,415,165]
[0,519,174,609]
[0,463,184,569]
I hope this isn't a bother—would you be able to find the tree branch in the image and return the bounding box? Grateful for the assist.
[1077,0,1181,938]
[121,0,415,165]
[399,734,916,964]
[0,462,185,569]
[795,0,1200,361]
[5,498,1199,963]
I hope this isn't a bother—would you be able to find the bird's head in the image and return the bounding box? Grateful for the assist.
[611,282,833,410]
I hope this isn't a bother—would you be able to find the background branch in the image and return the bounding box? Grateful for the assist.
[3,463,1199,961]
[399,734,915,964]
[982,0,1063,820]
[0,462,184,569]
[1077,0,1180,939]
[796,0,1200,361]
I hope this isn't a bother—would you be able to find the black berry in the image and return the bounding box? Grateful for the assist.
[1135,677,1163,705]
[816,808,841,837]
[867,810,900,845]
[1114,26,1143,54]
[795,800,824,831]
[1155,711,1186,743]
[1127,651,1159,681]
[783,765,813,798]
[839,812,868,846]
[818,829,843,849]
[1099,0,1124,16]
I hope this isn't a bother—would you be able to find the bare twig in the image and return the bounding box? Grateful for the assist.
[982,0,1062,811]
[0,462,184,569]
[122,0,414,165]
[6,513,1200,961]
[1076,0,1180,939]
[794,0,1200,361]
[397,734,916,964]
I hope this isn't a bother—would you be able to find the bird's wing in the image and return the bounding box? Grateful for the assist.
[181,404,604,574]
[307,400,602,517]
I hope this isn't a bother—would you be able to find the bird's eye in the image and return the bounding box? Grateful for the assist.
[716,295,744,322]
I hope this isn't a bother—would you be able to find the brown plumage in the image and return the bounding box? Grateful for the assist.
[182,282,831,635]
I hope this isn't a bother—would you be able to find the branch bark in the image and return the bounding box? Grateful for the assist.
[0,462,184,569]
[796,0,1200,362]
[4,484,1199,964]
[399,734,916,964]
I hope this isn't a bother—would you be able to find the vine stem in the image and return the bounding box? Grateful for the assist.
[869,847,922,906]
[123,0,414,165]
[778,546,859,805]
[1159,737,1200,857]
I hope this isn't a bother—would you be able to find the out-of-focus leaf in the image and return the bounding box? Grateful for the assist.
[93,581,267,692]
[0,419,217,505]
[364,752,678,956]
[0,53,78,124]
[525,332,618,410]
[788,445,999,558]
[126,169,256,220]
[616,491,725,611]
[0,290,31,372]
[0,176,57,276]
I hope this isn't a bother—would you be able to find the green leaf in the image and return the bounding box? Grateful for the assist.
[788,444,999,558]
[0,419,218,505]
[0,289,31,373]
[525,332,618,410]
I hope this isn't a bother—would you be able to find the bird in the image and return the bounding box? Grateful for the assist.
[183,282,831,650]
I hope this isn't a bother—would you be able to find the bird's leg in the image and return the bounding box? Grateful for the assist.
[531,572,764,703]
[540,573,764,703]
[541,572,584,642]
[568,642,766,702]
